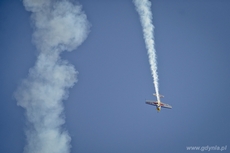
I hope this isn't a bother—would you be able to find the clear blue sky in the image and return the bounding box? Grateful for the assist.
[0,0,230,152]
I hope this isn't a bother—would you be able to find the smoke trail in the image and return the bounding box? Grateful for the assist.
[133,0,160,102]
[14,0,90,153]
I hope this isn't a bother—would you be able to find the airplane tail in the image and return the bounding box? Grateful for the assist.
[153,93,164,98]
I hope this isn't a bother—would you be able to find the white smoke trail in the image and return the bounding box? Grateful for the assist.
[133,0,160,102]
[14,0,90,153]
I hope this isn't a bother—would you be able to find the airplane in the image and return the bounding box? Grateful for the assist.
[146,93,172,112]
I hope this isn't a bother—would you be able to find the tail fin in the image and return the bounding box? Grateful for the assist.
[153,93,164,98]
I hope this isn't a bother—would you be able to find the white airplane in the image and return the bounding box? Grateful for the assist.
[146,94,172,112]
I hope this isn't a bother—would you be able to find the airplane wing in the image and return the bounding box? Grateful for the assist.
[145,100,172,109]
[160,102,172,109]
[145,100,158,106]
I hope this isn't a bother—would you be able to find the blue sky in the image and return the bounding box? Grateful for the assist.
[0,0,230,153]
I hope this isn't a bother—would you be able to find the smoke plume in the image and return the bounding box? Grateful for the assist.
[133,0,160,102]
[14,0,90,153]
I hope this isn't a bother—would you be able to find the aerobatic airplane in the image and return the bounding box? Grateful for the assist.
[145,93,172,112]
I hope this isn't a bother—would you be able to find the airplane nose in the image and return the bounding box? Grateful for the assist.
[156,107,161,111]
